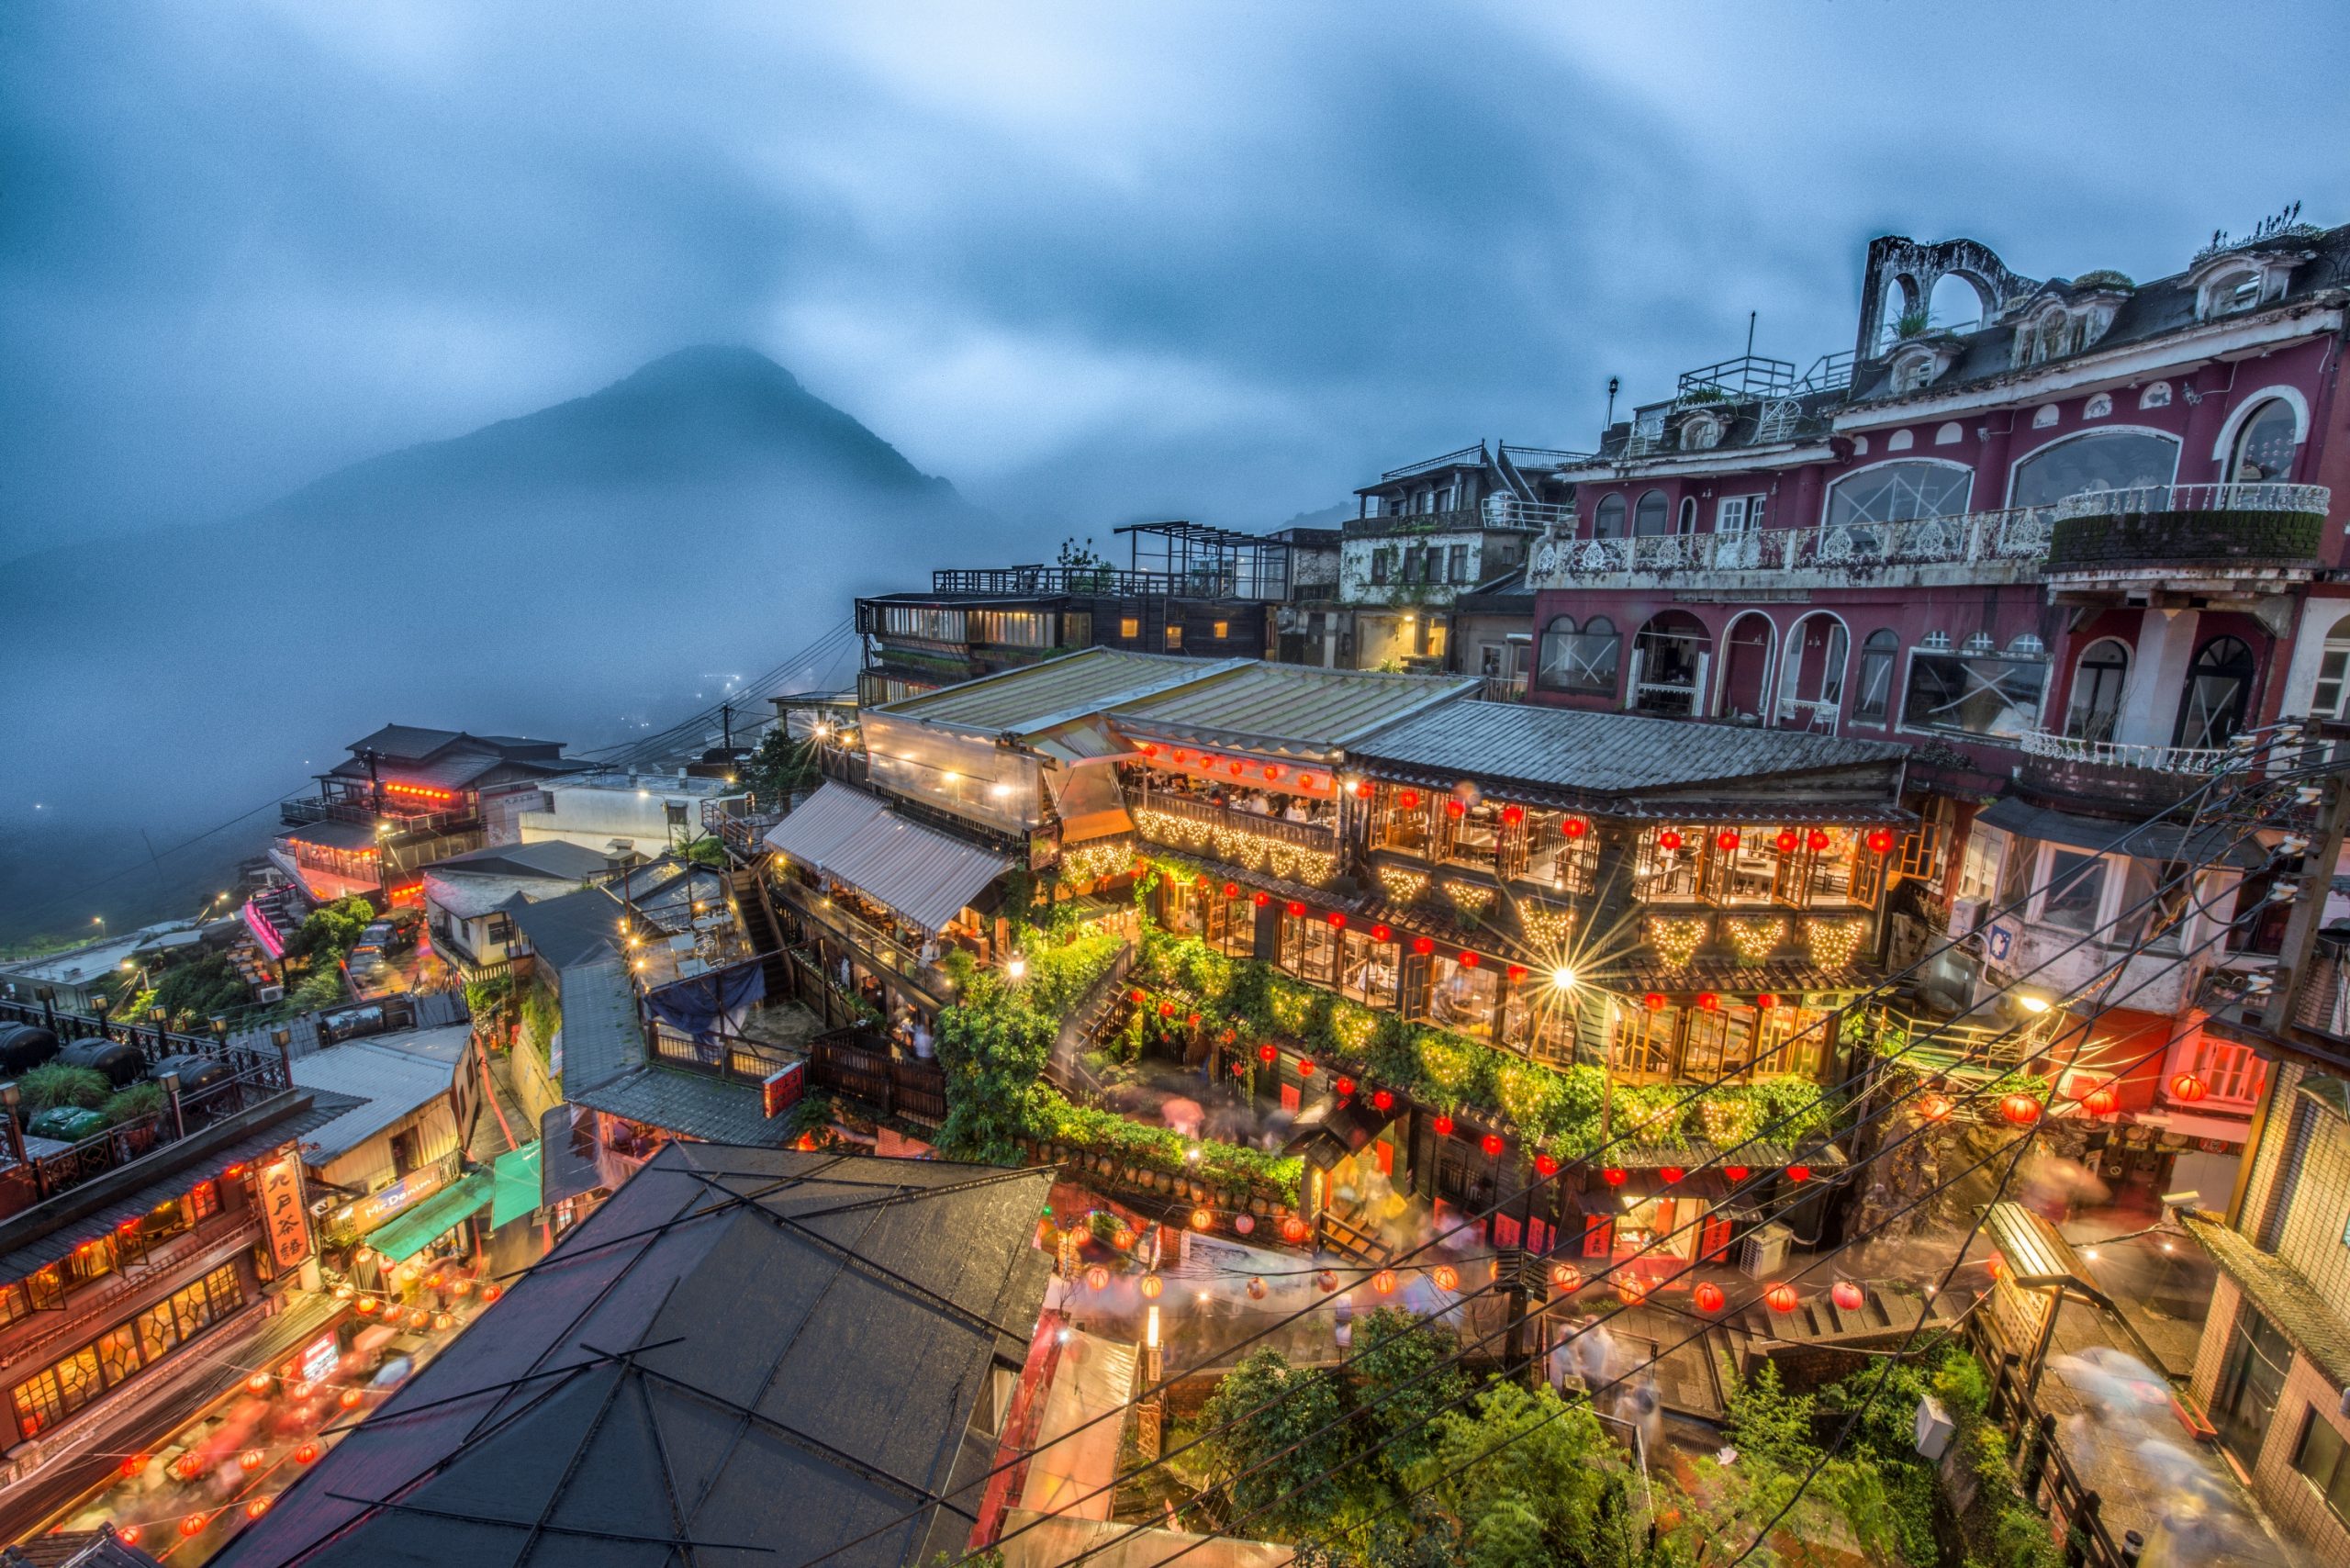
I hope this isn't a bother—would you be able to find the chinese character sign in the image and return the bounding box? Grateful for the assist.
[262,1159,313,1270]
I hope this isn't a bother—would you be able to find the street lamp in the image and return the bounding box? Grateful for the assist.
[1549,965,1578,991]
[1005,954,1028,984]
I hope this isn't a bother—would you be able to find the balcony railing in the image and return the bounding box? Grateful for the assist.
[2016,731,2234,775]
[1380,444,1486,482]
[1134,790,1338,855]
[278,797,479,837]
[926,565,1260,599]
[1532,508,2052,588]
[2052,482,2330,521]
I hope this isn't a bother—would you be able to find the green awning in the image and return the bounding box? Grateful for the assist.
[369,1169,495,1265]
[491,1143,544,1228]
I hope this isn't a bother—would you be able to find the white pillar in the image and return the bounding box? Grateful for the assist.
[2112,609,2200,749]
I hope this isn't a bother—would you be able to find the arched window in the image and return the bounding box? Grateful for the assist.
[1631,611,1709,716]
[2176,636,2257,751]
[1824,461,1974,548]
[2010,430,2180,510]
[1538,615,1619,696]
[1633,490,1670,537]
[2312,614,2350,721]
[1852,630,1900,721]
[2231,399,2299,483]
[2065,639,2130,744]
[1675,497,1697,534]
[1594,495,1628,539]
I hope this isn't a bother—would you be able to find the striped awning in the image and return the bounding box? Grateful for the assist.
[765,782,1012,935]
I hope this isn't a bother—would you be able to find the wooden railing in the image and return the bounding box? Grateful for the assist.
[1963,1312,2135,1568]
[1134,790,1337,855]
[806,1026,948,1124]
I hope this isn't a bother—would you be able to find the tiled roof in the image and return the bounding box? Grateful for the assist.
[1349,700,1907,807]
[291,1042,463,1162]
[427,840,614,881]
[555,957,793,1146]
[1112,663,1478,760]
[503,885,626,971]
[874,648,1241,736]
[2183,1212,2350,1388]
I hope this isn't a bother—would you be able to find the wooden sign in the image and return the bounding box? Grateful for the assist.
[261,1159,313,1270]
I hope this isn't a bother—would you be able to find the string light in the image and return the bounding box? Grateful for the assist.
[1647,916,1706,969]
[1804,916,1866,970]
[1726,915,1787,962]
[1060,841,1137,885]
[1378,868,1429,903]
[1442,880,1495,916]
[1519,904,1575,950]
[1133,809,1337,885]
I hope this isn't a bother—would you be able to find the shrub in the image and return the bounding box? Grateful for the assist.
[103,1081,168,1126]
[20,1063,111,1112]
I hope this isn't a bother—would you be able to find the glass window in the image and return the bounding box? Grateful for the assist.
[1538,617,1620,696]
[2312,616,2350,720]
[1825,462,1974,539]
[1852,631,1900,721]
[1278,913,1337,985]
[1633,491,1671,536]
[2112,860,2189,952]
[2293,1411,2350,1529]
[1339,931,1401,1009]
[95,1324,142,1388]
[2039,850,2108,933]
[1755,1006,1830,1079]
[2232,399,2299,483]
[1682,1005,1758,1081]
[2010,431,2180,509]
[1594,495,1627,539]
[2177,637,2257,750]
[1118,616,1140,639]
[1447,544,1470,582]
[1371,548,1393,585]
[2066,640,2131,743]
[1427,956,1498,1038]
[137,1299,177,1363]
[1163,624,1182,651]
[1902,649,2047,740]
[1608,1002,1677,1081]
[2215,1306,2293,1472]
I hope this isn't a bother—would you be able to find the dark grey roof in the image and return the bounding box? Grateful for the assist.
[277,818,379,851]
[1454,566,1534,610]
[1113,663,1478,760]
[428,840,615,881]
[558,958,792,1147]
[1975,796,2264,868]
[343,725,565,763]
[1350,700,1908,810]
[2183,1212,2350,1389]
[875,647,1243,735]
[213,1144,1058,1568]
[503,885,626,971]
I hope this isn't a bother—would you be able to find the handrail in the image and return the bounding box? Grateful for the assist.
[1379,444,1486,482]
[2053,482,2329,520]
[2016,731,2233,775]
[1134,790,1337,854]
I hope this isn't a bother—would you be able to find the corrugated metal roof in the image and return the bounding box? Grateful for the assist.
[1975,796,2264,868]
[1113,664,1478,759]
[765,782,1010,934]
[502,885,627,970]
[291,1041,461,1161]
[874,648,1242,736]
[1350,700,1908,802]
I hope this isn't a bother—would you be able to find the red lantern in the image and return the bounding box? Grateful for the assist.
[1253,890,1271,908]
[1085,1265,1111,1292]
[1918,1092,1953,1123]
[1756,992,1777,1010]
[1601,1167,1626,1187]
[1317,1269,1340,1292]
[1774,830,1798,853]
[1432,1264,1460,1291]
[1618,1278,1650,1305]
[408,1309,431,1329]
[339,1388,364,1409]
[1445,799,1466,818]
[296,1441,320,1465]
[1551,1262,1583,1291]
[1354,778,1373,799]
[1724,1165,1750,1182]
[1372,1269,1397,1295]
[1986,1254,2005,1282]
[1460,951,1480,969]
[117,1528,140,1548]
[1247,1275,1268,1299]
[1371,923,1393,942]
[1563,816,1590,840]
[1481,1133,1505,1157]
[1717,829,1740,851]
[1187,1012,1202,1027]
[1336,1075,1357,1097]
[179,1514,208,1539]
[355,1296,380,1316]
[1695,1282,1728,1313]
[1281,1215,1310,1244]
[1371,1089,1394,1112]
[1534,1153,1560,1177]
[1506,964,1527,982]
[1696,991,1719,1011]
[1867,828,1896,855]
[1787,1164,1812,1182]
[1412,936,1435,955]
[1158,1000,1176,1017]
[1765,1282,1799,1313]
[246,1498,273,1521]
[1399,790,1421,810]
[1998,1093,2042,1126]
[1191,1207,1214,1230]
[1258,1043,1278,1064]
[1285,901,1306,918]
[239,1449,263,1473]
[1432,1114,1456,1137]
[1171,749,1191,765]
[481,1283,502,1303]
[1129,988,1146,1004]
[1297,1058,1315,1076]
[1326,911,1347,928]
[1194,874,1210,890]
[1658,829,1683,851]
[2171,1072,2209,1103]
[1643,991,1666,1012]
[1807,829,1830,851]
[1661,1166,1684,1184]
[1224,881,1240,898]
[1139,1273,1165,1300]
[2085,1085,2119,1116]
[245,1372,272,1395]
[1831,1281,1865,1312]
[1501,804,1525,825]
[1140,744,1159,757]
[1264,764,1284,781]
[1112,1226,1136,1250]
[1229,760,1248,777]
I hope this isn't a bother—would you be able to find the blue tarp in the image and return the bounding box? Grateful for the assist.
[645,961,766,1064]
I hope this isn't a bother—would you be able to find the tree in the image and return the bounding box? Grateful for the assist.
[291,897,374,961]
[1197,1347,1361,1539]
[1351,1307,1472,1482]
[741,724,819,810]
[1404,1380,1643,1568]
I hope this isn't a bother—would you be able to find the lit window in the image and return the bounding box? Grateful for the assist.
[1164,625,1182,651]
[1118,617,1140,639]
[1213,621,1229,639]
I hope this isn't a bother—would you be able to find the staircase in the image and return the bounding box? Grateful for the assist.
[1317,1206,1395,1268]
[1730,1282,1965,1346]
[729,867,793,1002]
[1046,942,1138,1103]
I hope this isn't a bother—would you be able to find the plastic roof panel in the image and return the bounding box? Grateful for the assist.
[763,782,1010,933]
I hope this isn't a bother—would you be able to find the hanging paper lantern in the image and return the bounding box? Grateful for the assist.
[1831,1281,1865,1312]
[1371,1269,1397,1295]
[1765,1282,1799,1313]
[1563,816,1590,840]
[1158,1000,1176,1017]
[1551,1262,1583,1291]
[1371,923,1393,942]
[1335,1075,1357,1098]
[1411,935,1435,956]
[2171,1072,2209,1103]
[1998,1093,2042,1126]
[1085,1265,1111,1293]
[1506,964,1528,984]
[1661,1166,1684,1184]
[1918,1092,1953,1123]
[1194,874,1211,890]
[1191,1207,1214,1230]
[1867,828,1896,855]
[1756,992,1778,1011]
[1617,1278,1649,1305]
[355,1296,380,1316]
[1252,890,1271,908]
[1234,1214,1256,1235]
[2085,1085,2120,1116]
[1807,829,1830,851]
[1399,790,1421,810]
[1643,991,1666,1012]
[1986,1255,2006,1282]
[1285,901,1306,918]
[1317,1269,1339,1292]
[433,1312,455,1332]
[1140,1273,1164,1299]
[296,1441,320,1465]
[1187,1012,1203,1027]
[1281,1215,1310,1244]
[119,1454,148,1479]
[1775,830,1799,853]
[1682,1282,1721,1315]
[1371,1089,1394,1112]
[239,1449,263,1473]
[1601,1167,1627,1187]
[1297,1058,1315,1077]
[174,1455,204,1482]
[1432,1114,1456,1137]
[1432,1264,1460,1291]
[1717,830,1741,851]
[117,1528,141,1548]
[339,1388,364,1409]
[1501,804,1525,826]
[408,1309,431,1329]
[1787,1164,1812,1182]
[1724,1165,1750,1182]
[1481,1133,1505,1158]
[481,1283,502,1304]
[1258,1043,1278,1064]
[1247,1276,1268,1300]
[1534,1153,1560,1177]
[1140,744,1159,757]
[245,1498,273,1521]
[1218,1026,1237,1046]
[332,1282,355,1301]
[1326,911,1348,929]
[1658,829,1683,851]
[426,1271,445,1290]
[179,1514,208,1539]
[1696,991,1719,1011]
[245,1372,273,1395]
[1460,951,1481,968]
[1223,881,1240,899]
[1445,799,1466,818]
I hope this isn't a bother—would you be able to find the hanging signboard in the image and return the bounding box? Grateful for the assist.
[763,1060,805,1120]
[262,1159,313,1271]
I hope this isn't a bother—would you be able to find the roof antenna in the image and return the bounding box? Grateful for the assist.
[1745,310,1758,360]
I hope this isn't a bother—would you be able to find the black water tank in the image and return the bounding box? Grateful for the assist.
[58,1036,147,1088]
[151,1052,236,1099]
[0,1024,60,1075]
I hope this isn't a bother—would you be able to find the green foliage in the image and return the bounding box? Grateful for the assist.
[1727,1361,1819,1473]
[291,897,375,961]
[155,953,257,1024]
[464,972,514,1019]
[1351,1308,1472,1480]
[21,1062,111,1112]
[741,724,821,809]
[1895,306,1934,339]
[1198,1348,1357,1537]
[287,967,346,1013]
[103,1081,167,1126]
[1034,1097,1302,1200]
[519,987,561,1070]
[680,835,727,868]
[1405,1381,1641,1568]
[932,930,1124,1164]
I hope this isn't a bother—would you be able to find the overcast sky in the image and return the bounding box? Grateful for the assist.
[6,1,2347,559]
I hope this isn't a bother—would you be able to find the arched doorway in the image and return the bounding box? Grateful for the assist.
[1631,611,1711,718]
[1779,612,1851,729]
[2176,636,2257,750]
[1718,613,1774,722]
[2065,639,2130,743]
[2230,398,2300,484]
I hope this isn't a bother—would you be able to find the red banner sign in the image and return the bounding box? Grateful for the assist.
[763,1061,805,1120]
[261,1159,312,1271]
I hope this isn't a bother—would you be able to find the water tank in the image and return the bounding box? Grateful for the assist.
[151,1052,237,1099]
[58,1036,147,1088]
[0,1023,60,1075]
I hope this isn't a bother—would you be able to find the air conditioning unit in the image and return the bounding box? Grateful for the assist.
[1740,1223,1793,1278]
[256,984,285,1003]
[1948,897,1986,937]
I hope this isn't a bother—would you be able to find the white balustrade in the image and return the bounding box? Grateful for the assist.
[2016,730,2233,775]
[2052,482,2330,520]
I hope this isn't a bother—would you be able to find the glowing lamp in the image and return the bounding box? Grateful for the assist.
[1129,988,1146,1004]
[1445,799,1466,818]
[1171,750,1190,765]
[1831,1281,1864,1312]
[1643,991,1665,1012]
[1297,1058,1315,1076]
[1191,1207,1213,1230]
[296,1441,320,1465]
[1696,991,1719,1011]
[179,1514,208,1539]
[1187,1012,1202,1027]
[480,1283,502,1303]
[1140,1273,1164,1300]
[1694,1282,1727,1313]
[1112,1226,1136,1251]
[408,1310,431,1329]
[1411,935,1434,955]
[120,1453,148,1478]
[118,1528,140,1548]
[1258,1043,1277,1064]
[1998,1094,2042,1126]
[1775,830,1798,853]
[1534,1153,1560,1177]
[1326,910,1347,928]
[1432,1114,1455,1137]
[1432,1264,1460,1291]
[1658,829,1684,851]
[1371,923,1393,942]
[1371,1089,1394,1112]
[1724,1165,1750,1182]
[1501,804,1524,826]
[1281,1215,1310,1244]
[1482,1133,1505,1157]
[1371,1269,1397,1294]
[1335,1075,1357,1097]
[1661,1166,1684,1184]
[451,1277,472,1296]
[1918,1092,1953,1123]
[1617,1278,1649,1305]
[1551,1263,1583,1291]
[1193,874,1210,890]
[355,1296,381,1316]
[1563,816,1589,839]
[1764,1282,1799,1313]
[1247,1276,1268,1299]
[1285,901,1306,918]
[1505,964,1527,984]
[1398,790,1420,809]
[2171,1072,2209,1103]
[1264,764,1284,781]
[1459,951,1480,969]
[1224,881,1240,898]
[1867,828,1896,855]
[1085,1265,1110,1292]
[339,1388,364,1409]
[240,1449,263,1473]
[245,1372,273,1395]
[1601,1167,1626,1187]
[1986,1255,2005,1282]
[246,1498,272,1521]
[2085,1085,2120,1117]
[1756,992,1777,1010]
[1787,1164,1812,1182]
[1140,744,1159,757]
[426,1271,445,1290]
[1253,890,1271,908]
[1353,779,1373,799]
[433,1312,454,1331]
[1316,1269,1339,1292]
